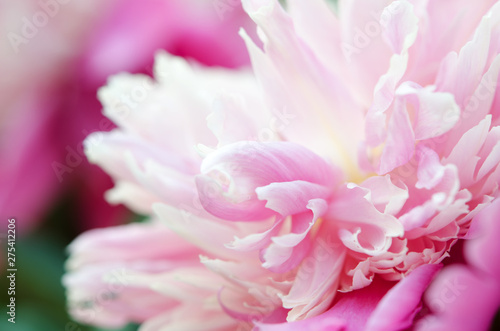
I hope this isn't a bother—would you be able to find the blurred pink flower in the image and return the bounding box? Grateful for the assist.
[65,0,500,330]
[0,0,253,234]
[0,0,112,234]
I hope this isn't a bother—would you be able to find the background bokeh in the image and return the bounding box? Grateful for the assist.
[0,0,255,330]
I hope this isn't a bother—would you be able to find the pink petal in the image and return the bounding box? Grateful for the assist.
[381,0,419,55]
[337,0,399,103]
[254,315,345,331]
[465,198,500,278]
[153,203,243,260]
[241,0,364,173]
[227,219,284,252]
[364,0,419,147]
[269,264,438,331]
[282,235,346,321]
[420,265,500,331]
[140,304,236,331]
[397,82,461,140]
[415,145,446,190]
[262,199,328,273]
[196,141,336,221]
[378,93,415,174]
[63,221,203,328]
[66,221,198,270]
[327,185,404,255]
[256,181,332,216]
[360,175,408,215]
[443,115,491,188]
[408,0,497,83]
[435,2,500,108]
[85,130,196,214]
[436,2,500,154]
[207,93,269,147]
[365,264,442,330]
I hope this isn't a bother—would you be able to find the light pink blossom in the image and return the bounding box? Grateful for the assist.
[65,0,500,330]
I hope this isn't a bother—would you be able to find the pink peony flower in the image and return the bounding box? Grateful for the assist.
[65,0,500,329]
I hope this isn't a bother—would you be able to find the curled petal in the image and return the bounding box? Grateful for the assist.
[196,141,337,221]
[327,185,404,255]
[262,199,328,273]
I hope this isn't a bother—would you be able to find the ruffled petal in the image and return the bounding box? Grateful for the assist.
[262,199,328,273]
[327,185,404,255]
[282,236,346,321]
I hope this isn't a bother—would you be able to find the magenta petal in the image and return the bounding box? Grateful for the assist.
[420,265,500,331]
[259,265,439,331]
[365,264,442,331]
[320,279,394,331]
[465,198,500,278]
[274,277,392,331]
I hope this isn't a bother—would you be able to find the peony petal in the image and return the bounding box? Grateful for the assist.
[153,203,244,259]
[365,264,442,330]
[364,0,419,147]
[256,181,332,217]
[419,265,500,331]
[443,115,491,187]
[241,0,365,178]
[327,184,404,255]
[282,235,346,321]
[397,82,461,140]
[207,92,269,147]
[378,92,415,174]
[262,199,328,273]
[227,219,284,252]
[105,180,159,215]
[415,145,446,190]
[316,278,394,331]
[139,304,236,331]
[465,198,500,278]
[66,220,198,270]
[360,175,409,215]
[196,141,336,221]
